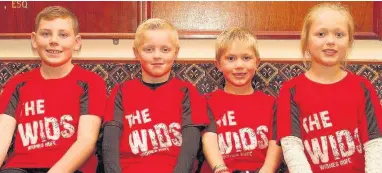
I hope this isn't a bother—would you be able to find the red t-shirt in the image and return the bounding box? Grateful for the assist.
[201,89,276,172]
[277,72,382,173]
[104,78,209,173]
[0,65,107,172]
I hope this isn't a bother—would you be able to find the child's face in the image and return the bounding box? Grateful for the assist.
[307,9,350,67]
[32,18,81,67]
[134,29,179,81]
[217,41,258,88]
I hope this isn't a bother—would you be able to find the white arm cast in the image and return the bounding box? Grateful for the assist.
[281,136,313,173]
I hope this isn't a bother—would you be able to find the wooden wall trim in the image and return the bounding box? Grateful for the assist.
[1,58,381,64]
[1,31,379,39]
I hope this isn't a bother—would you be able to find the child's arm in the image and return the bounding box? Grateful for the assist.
[259,101,282,173]
[281,136,312,173]
[49,77,107,173]
[364,138,382,173]
[173,126,201,173]
[102,84,124,173]
[102,121,123,173]
[48,115,101,173]
[0,114,16,166]
[202,106,229,173]
[173,86,210,173]
[358,80,382,172]
[260,140,281,173]
[0,76,24,167]
[202,132,229,173]
[277,85,312,173]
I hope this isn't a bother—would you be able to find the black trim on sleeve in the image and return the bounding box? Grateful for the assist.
[205,105,217,133]
[113,84,124,124]
[290,87,301,138]
[361,83,381,140]
[77,81,89,115]
[5,82,25,117]
[272,102,277,140]
[181,87,193,127]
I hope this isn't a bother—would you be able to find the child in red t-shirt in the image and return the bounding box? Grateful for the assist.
[201,28,282,173]
[276,3,382,173]
[0,6,106,173]
[101,18,210,173]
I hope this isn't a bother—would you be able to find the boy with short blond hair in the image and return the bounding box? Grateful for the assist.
[102,18,209,173]
[202,27,282,173]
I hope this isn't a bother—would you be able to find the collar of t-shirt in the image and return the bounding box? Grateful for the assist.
[142,80,169,90]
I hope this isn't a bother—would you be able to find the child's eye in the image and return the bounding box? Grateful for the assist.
[162,47,170,52]
[40,32,50,37]
[227,56,235,61]
[336,32,344,38]
[317,32,325,37]
[59,33,68,38]
[143,48,153,52]
[244,56,252,61]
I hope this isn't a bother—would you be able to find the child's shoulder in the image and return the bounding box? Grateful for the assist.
[254,90,275,101]
[203,89,221,100]
[346,71,376,89]
[280,73,307,90]
[171,78,200,91]
[4,68,39,86]
[74,65,105,83]
[113,78,140,90]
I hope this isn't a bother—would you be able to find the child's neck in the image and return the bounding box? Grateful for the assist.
[224,82,254,95]
[40,61,74,80]
[142,71,170,84]
[306,62,347,84]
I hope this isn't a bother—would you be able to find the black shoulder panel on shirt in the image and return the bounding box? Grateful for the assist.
[289,86,301,138]
[5,82,25,117]
[180,87,193,127]
[113,84,125,124]
[77,81,89,115]
[360,83,381,140]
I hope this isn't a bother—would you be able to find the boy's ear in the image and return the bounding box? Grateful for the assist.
[214,59,222,72]
[31,32,38,49]
[74,34,82,51]
[133,47,140,60]
[174,47,180,60]
[256,57,260,67]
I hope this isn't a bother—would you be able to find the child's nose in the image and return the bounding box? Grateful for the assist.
[153,50,162,59]
[235,59,245,68]
[49,35,59,45]
[326,34,335,45]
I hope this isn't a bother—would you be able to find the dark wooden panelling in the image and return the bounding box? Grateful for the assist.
[0,1,380,39]
[0,1,138,38]
[375,1,382,39]
[152,2,246,31]
[151,1,380,39]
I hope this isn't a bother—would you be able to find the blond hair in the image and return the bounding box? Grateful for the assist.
[35,6,79,35]
[301,3,354,56]
[215,27,260,61]
[134,18,179,48]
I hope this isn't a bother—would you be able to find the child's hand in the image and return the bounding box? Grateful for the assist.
[258,167,272,173]
[214,167,231,173]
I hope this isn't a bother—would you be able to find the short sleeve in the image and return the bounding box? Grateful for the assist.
[276,81,301,142]
[357,78,382,144]
[0,75,25,118]
[180,84,210,127]
[78,74,107,117]
[104,83,124,124]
